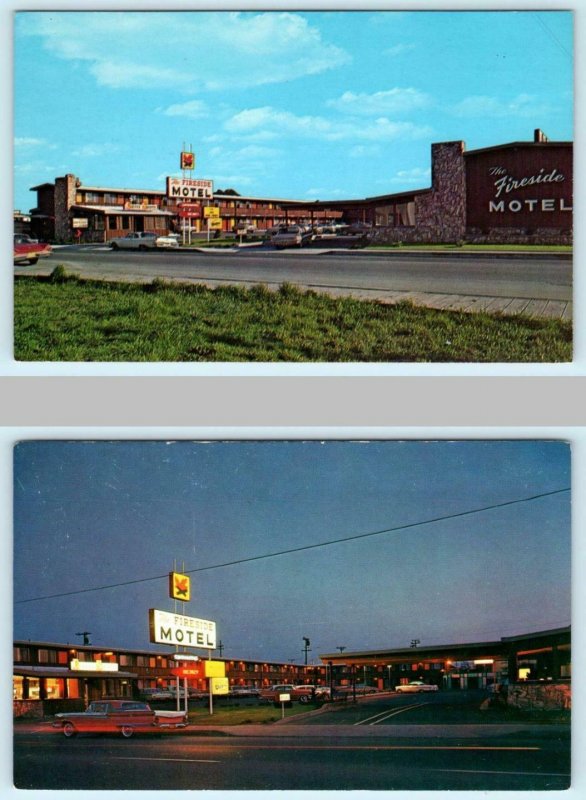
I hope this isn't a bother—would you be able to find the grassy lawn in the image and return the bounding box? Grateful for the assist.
[14,273,572,362]
[187,702,319,725]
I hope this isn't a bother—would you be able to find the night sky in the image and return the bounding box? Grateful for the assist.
[13,440,570,664]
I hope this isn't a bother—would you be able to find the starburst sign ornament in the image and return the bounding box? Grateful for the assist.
[169,572,191,602]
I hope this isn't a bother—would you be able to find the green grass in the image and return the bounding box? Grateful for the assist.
[14,272,572,362]
[187,702,318,725]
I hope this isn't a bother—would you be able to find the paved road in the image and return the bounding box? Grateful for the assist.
[16,245,573,319]
[15,692,570,790]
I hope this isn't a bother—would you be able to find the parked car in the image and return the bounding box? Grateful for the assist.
[271,225,312,249]
[14,233,52,265]
[140,688,174,701]
[347,221,373,235]
[291,685,331,703]
[229,686,261,698]
[395,681,439,693]
[109,232,178,250]
[259,684,296,701]
[52,699,189,738]
[334,684,378,696]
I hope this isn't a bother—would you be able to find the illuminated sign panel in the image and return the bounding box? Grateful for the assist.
[180,151,195,170]
[169,571,191,602]
[204,660,225,678]
[211,677,229,695]
[70,659,119,672]
[167,177,213,200]
[149,608,216,649]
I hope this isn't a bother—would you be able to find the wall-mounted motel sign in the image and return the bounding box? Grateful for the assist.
[149,608,216,649]
[167,177,213,200]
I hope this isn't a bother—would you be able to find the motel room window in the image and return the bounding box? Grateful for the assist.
[108,216,118,230]
[94,216,105,231]
[104,193,119,204]
[396,202,416,226]
[14,647,31,663]
[84,192,100,203]
[122,216,131,230]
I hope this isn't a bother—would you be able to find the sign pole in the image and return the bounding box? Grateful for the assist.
[208,650,213,716]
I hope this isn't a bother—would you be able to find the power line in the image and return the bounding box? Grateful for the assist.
[533,13,572,61]
[15,486,570,605]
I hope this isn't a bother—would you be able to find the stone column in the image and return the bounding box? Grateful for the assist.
[54,174,79,242]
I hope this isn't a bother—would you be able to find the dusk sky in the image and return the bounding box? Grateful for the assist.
[14,440,571,664]
[13,10,573,213]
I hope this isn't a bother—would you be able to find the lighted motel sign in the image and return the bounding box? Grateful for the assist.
[169,571,191,602]
[149,608,216,649]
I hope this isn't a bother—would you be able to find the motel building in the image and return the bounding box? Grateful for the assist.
[26,129,572,247]
[320,626,571,694]
[14,626,570,718]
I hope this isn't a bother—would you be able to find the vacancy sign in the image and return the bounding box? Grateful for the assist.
[149,609,216,649]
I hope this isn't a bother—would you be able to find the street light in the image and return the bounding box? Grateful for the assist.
[387,665,392,690]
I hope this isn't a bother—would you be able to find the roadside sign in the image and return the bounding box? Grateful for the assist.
[169,571,191,601]
[149,608,216,649]
[167,177,213,200]
[171,665,203,678]
[204,660,226,678]
[211,678,229,695]
[203,206,220,218]
[207,218,222,230]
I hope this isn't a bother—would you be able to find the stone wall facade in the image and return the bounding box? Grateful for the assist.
[505,681,571,711]
[54,174,79,242]
[369,138,572,246]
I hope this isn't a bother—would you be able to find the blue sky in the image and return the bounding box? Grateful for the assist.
[13,10,573,213]
[14,440,570,663]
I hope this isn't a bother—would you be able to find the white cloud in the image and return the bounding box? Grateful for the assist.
[451,93,550,119]
[389,167,431,185]
[19,11,350,91]
[225,106,432,142]
[72,143,121,157]
[327,88,432,116]
[14,137,50,147]
[160,100,209,120]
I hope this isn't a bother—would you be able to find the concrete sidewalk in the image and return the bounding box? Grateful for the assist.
[14,718,570,740]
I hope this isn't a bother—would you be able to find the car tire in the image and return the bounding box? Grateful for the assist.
[299,695,309,704]
[62,722,77,737]
[138,245,148,251]
[111,242,119,250]
[120,726,135,738]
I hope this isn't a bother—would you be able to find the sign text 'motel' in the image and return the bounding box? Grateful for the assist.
[487,165,572,215]
[167,177,213,200]
[149,608,216,649]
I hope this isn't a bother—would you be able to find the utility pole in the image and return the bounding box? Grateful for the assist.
[336,646,346,654]
[410,639,420,648]
[302,637,311,665]
[76,631,92,645]
[216,640,224,657]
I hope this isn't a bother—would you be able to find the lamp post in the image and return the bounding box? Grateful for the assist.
[387,665,392,691]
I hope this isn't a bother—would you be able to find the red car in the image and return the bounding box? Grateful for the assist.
[52,699,189,738]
